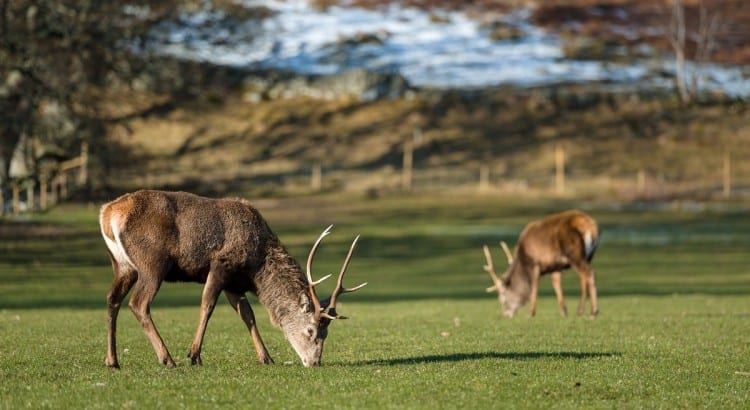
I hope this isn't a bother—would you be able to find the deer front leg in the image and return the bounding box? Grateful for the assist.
[528,269,540,317]
[188,272,224,365]
[550,271,567,317]
[225,291,274,364]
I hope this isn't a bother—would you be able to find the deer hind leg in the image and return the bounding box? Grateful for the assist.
[128,270,175,368]
[574,262,598,317]
[225,291,274,364]
[187,269,224,365]
[550,271,567,317]
[105,261,138,369]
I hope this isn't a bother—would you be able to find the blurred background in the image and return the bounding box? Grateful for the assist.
[2,0,750,212]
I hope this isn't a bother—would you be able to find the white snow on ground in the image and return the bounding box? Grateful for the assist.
[144,0,750,96]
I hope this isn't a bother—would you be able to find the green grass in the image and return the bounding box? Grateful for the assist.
[1,194,750,409]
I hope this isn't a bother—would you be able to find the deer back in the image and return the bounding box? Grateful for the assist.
[514,209,598,273]
[100,190,272,286]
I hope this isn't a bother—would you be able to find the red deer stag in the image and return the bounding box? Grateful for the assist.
[482,209,599,318]
[99,190,366,368]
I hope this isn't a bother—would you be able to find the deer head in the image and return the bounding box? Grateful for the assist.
[285,226,367,367]
[482,241,523,317]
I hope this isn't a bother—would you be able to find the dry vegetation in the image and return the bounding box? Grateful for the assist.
[103,86,750,200]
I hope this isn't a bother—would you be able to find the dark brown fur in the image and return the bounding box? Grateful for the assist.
[100,190,343,368]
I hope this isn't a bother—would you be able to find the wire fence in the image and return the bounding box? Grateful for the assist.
[3,142,748,216]
[284,146,749,201]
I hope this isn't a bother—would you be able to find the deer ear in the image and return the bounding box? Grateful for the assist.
[500,278,510,290]
[299,294,313,313]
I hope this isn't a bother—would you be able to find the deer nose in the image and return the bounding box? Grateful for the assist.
[303,358,320,367]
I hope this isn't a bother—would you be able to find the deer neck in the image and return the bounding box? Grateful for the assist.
[254,243,308,327]
[505,262,532,301]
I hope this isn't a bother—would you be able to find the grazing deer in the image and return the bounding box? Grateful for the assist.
[99,190,366,368]
[482,209,599,318]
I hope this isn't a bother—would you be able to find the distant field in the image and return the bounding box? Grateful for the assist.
[1,194,749,408]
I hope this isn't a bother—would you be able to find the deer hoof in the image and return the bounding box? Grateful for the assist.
[187,352,202,366]
[163,357,177,368]
[105,359,120,370]
[258,355,274,365]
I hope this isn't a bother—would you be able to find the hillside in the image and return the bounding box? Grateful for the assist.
[101,84,750,200]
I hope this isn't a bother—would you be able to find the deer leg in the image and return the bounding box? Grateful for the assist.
[574,262,598,316]
[577,271,588,316]
[128,275,175,368]
[528,269,540,317]
[581,264,599,316]
[105,263,137,369]
[550,271,567,317]
[225,291,274,364]
[187,271,224,365]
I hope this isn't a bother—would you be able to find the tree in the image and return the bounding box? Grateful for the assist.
[0,0,181,192]
[669,0,724,104]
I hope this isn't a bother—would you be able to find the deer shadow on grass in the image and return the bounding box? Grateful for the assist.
[354,351,621,366]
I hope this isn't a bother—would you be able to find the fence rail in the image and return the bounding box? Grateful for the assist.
[1,142,88,215]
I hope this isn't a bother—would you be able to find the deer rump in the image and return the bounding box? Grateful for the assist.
[516,210,599,273]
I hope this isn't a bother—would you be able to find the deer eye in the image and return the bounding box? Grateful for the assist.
[306,327,315,339]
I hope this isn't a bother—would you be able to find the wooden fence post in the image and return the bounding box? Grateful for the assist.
[555,145,565,195]
[50,176,58,205]
[27,183,34,212]
[723,150,731,198]
[12,185,20,214]
[402,133,415,191]
[479,165,490,193]
[311,163,322,191]
[60,173,68,199]
[637,169,646,194]
[40,180,47,210]
[79,141,89,186]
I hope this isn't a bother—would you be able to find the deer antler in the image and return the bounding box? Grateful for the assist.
[320,235,368,320]
[306,226,367,321]
[482,245,502,293]
[500,241,513,264]
[306,225,333,316]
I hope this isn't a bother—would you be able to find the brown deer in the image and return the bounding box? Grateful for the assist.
[482,209,600,318]
[99,190,366,368]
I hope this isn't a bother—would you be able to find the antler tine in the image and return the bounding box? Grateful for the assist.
[482,245,501,292]
[321,235,367,320]
[500,241,514,264]
[306,225,334,314]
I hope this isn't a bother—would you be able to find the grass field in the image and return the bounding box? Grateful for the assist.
[1,194,749,409]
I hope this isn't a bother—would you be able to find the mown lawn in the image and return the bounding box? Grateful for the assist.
[1,194,749,409]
